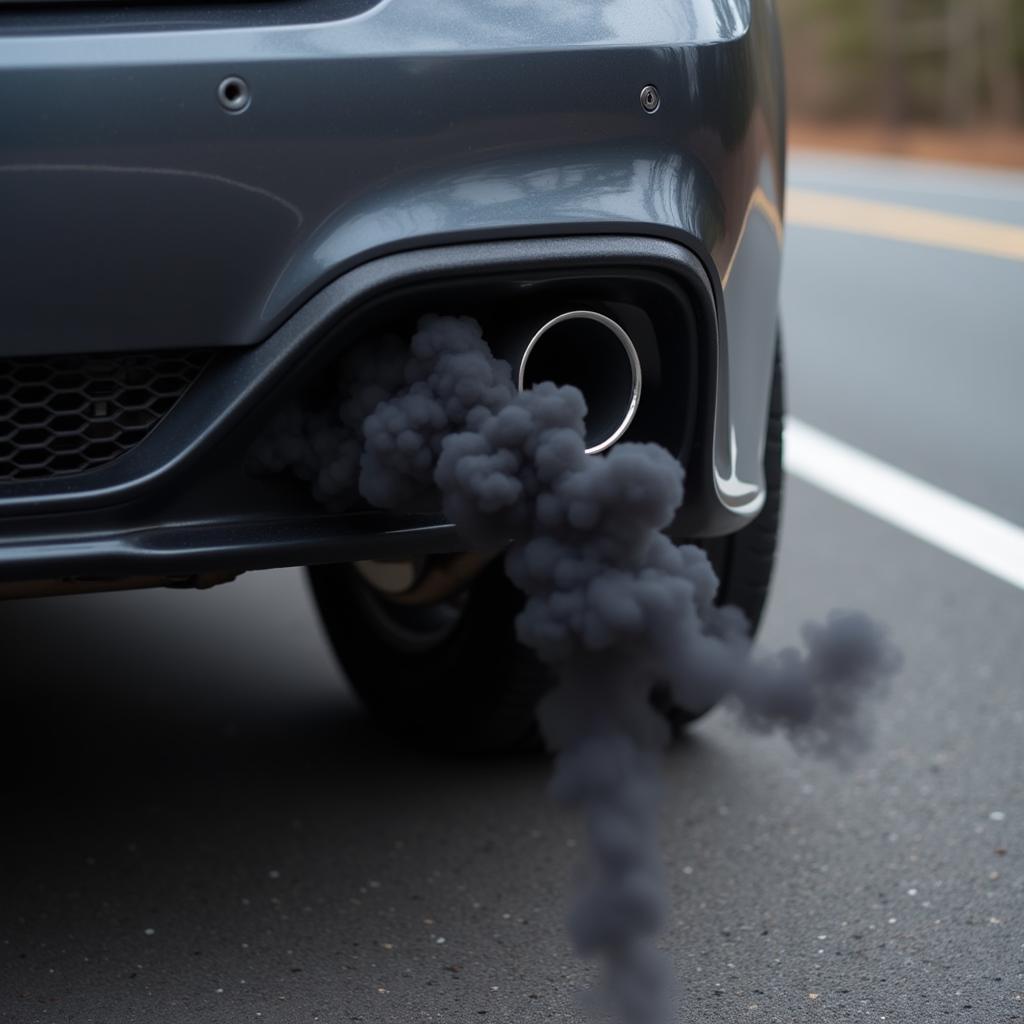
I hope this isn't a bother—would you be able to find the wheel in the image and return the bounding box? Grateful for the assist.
[670,335,785,722]
[308,339,784,753]
[308,555,546,753]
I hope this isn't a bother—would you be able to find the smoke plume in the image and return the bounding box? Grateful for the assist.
[251,314,901,1022]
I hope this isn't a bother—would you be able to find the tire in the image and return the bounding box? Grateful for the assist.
[699,336,785,633]
[309,556,546,753]
[309,338,784,753]
[670,336,785,722]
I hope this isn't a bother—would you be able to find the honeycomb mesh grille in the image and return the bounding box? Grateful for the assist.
[0,351,209,482]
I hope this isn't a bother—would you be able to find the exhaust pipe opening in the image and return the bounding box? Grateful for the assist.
[518,310,642,455]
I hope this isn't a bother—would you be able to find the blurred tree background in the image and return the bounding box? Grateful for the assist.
[778,0,1023,127]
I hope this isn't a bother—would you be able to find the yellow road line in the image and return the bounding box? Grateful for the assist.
[788,187,1024,263]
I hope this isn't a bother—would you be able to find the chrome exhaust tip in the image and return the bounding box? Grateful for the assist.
[517,310,643,454]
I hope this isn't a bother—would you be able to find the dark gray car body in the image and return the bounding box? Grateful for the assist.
[0,0,785,586]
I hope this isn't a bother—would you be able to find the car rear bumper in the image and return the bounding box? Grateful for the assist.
[0,0,780,356]
[0,0,786,585]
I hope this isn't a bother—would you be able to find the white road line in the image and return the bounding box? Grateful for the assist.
[783,418,1024,592]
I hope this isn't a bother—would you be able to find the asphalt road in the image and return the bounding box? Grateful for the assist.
[785,153,1024,526]
[2,152,1023,1023]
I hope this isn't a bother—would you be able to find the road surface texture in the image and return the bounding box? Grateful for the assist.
[2,152,1023,1022]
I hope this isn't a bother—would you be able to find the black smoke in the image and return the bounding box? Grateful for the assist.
[250,314,901,1023]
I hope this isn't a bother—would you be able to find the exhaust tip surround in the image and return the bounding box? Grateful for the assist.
[517,310,643,455]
